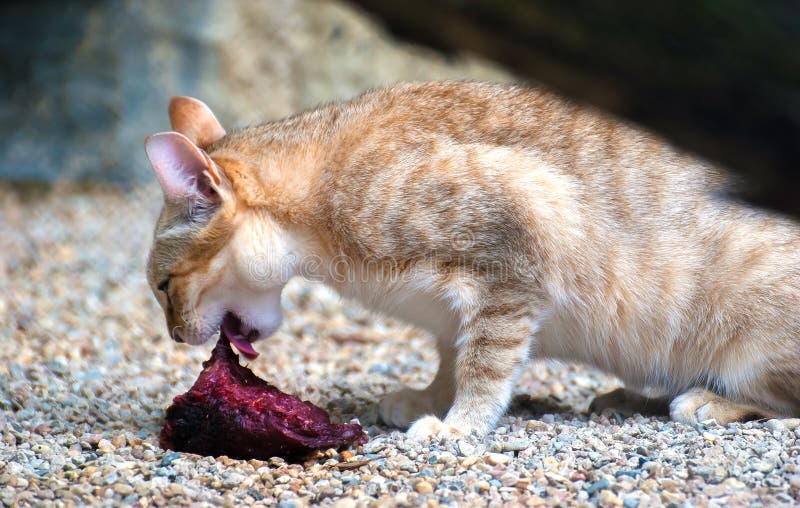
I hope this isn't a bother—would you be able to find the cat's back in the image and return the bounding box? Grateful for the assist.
[339,80,726,204]
[326,81,729,251]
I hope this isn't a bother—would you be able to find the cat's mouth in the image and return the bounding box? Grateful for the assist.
[221,312,260,360]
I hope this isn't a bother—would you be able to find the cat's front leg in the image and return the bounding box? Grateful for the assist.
[408,307,536,440]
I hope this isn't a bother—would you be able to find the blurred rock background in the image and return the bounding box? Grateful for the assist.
[0,0,512,184]
[354,0,800,216]
[3,0,799,218]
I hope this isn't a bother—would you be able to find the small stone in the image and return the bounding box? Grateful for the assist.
[623,497,639,508]
[332,499,356,508]
[1,490,16,506]
[500,472,520,487]
[599,490,622,506]
[765,419,786,432]
[97,439,115,453]
[435,452,457,465]
[660,479,682,491]
[710,468,728,483]
[722,478,746,489]
[501,438,530,452]
[753,461,776,473]
[457,440,476,456]
[765,476,783,488]
[415,481,434,494]
[485,453,511,466]
[515,478,531,490]
[84,433,102,446]
[222,472,247,489]
[660,491,685,504]
[783,418,800,430]
[526,420,548,432]
[545,472,568,485]
[362,441,386,454]
[461,456,480,468]
[475,480,491,492]
[161,452,181,467]
[114,484,134,496]
[642,462,661,476]
[166,484,185,497]
[31,443,51,455]
[586,478,610,496]
[689,466,714,481]
[112,433,127,448]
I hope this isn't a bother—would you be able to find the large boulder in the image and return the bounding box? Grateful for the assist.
[0,0,512,184]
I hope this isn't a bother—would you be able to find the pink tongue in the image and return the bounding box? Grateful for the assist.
[228,335,259,360]
[220,322,260,360]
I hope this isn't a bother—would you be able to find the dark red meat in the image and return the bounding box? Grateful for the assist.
[160,336,366,460]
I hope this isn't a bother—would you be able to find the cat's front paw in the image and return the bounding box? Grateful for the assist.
[379,388,448,429]
[407,415,465,441]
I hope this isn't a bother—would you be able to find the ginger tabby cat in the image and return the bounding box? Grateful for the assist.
[144,82,800,440]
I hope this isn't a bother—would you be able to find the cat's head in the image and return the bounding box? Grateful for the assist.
[143,97,293,355]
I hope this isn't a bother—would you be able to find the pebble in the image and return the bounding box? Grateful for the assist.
[457,440,476,456]
[765,419,786,432]
[485,453,511,466]
[586,478,611,496]
[526,420,548,432]
[501,438,530,452]
[415,481,434,494]
[783,418,800,430]
[161,451,181,467]
[599,490,622,506]
[114,484,134,496]
[460,456,480,468]
[362,440,386,454]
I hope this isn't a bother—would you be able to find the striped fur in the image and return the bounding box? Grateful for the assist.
[146,82,800,438]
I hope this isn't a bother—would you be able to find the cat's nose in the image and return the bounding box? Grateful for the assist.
[171,328,185,343]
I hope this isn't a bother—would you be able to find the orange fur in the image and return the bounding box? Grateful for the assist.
[145,81,800,438]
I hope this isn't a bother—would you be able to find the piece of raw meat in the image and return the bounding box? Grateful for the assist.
[160,335,366,460]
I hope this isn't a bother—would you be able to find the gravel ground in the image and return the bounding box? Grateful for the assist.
[1,184,799,507]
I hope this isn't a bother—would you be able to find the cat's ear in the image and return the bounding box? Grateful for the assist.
[144,132,226,204]
[168,96,226,148]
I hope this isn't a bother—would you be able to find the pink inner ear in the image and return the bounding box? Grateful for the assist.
[145,132,218,202]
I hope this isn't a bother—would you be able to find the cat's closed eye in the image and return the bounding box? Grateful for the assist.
[158,278,170,293]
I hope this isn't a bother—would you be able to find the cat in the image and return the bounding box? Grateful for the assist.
[144,81,800,440]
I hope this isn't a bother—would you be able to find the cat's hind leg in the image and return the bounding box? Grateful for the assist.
[669,387,774,425]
